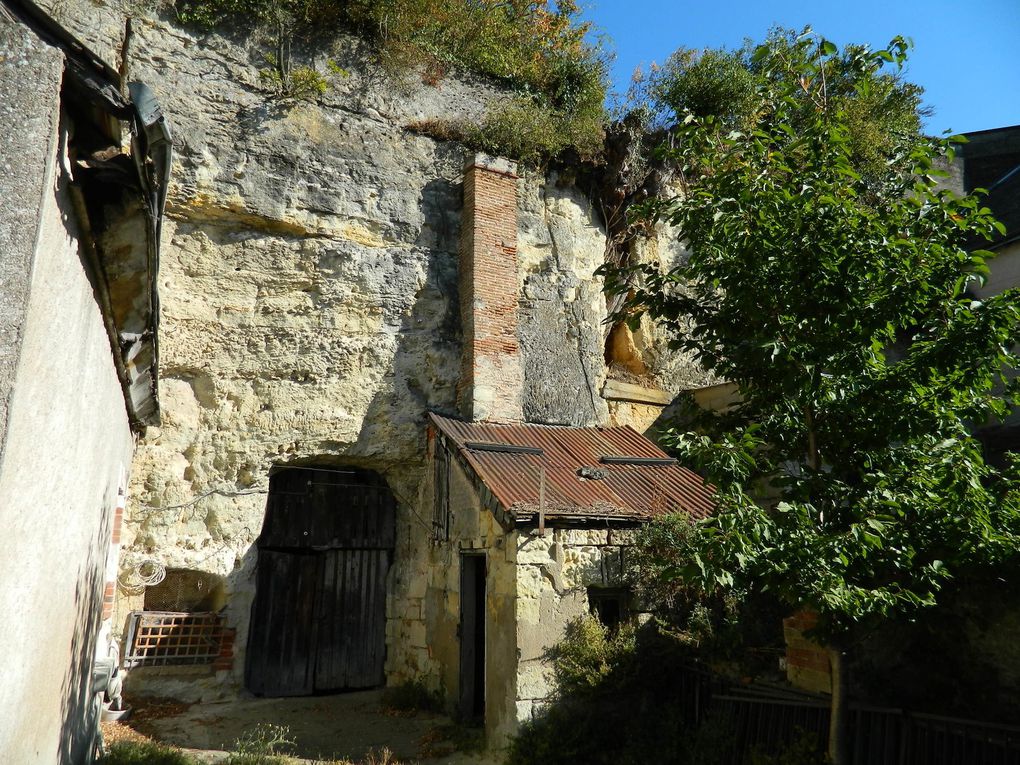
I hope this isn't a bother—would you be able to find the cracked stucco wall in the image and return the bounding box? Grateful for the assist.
[0,22,134,761]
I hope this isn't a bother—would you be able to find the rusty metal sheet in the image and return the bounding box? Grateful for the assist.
[430,413,714,523]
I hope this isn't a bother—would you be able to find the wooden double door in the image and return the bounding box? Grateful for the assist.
[246,467,395,696]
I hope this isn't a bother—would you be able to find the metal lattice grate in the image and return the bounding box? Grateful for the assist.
[124,611,225,668]
[143,569,223,612]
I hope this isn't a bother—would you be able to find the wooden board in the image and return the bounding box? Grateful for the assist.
[245,550,320,696]
[246,468,395,696]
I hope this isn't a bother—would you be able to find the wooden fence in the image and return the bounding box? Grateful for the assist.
[677,666,1020,764]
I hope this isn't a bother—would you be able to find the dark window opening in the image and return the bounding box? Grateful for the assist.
[460,554,486,722]
[588,587,630,632]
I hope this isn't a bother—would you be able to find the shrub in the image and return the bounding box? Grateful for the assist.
[98,741,197,765]
[508,617,705,765]
[172,0,608,163]
[259,53,331,101]
[748,729,826,765]
[549,614,636,697]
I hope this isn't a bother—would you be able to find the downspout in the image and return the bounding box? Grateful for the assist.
[128,80,172,426]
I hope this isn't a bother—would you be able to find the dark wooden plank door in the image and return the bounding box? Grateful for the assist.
[246,468,395,696]
[314,548,390,690]
[245,550,320,696]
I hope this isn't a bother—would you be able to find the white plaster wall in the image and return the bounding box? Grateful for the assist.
[0,129,134,763]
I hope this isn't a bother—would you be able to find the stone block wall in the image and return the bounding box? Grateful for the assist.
[514,527,636,722]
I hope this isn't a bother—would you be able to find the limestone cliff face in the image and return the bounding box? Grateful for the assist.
[40,0,711,695]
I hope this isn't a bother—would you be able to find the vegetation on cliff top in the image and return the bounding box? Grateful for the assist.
[173,0,608,163]
[626,27,928,179]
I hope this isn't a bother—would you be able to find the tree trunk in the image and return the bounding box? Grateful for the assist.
[828,646,849,765]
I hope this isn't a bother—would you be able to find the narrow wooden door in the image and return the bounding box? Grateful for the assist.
[246,467,395,696]
[246,550,320,696]
[459,554,486,720]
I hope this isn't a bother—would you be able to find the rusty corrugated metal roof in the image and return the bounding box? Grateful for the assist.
[429,413,714,524]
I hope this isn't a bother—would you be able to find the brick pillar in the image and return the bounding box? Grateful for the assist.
[459,153,523,423]
[783,609,832,694]
[102,488,126,621]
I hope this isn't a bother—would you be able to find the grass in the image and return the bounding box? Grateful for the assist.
[98,741,197,765]
[99,736,409,765]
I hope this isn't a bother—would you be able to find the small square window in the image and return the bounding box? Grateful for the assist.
[588,586,630,631]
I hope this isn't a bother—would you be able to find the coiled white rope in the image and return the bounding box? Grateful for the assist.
[117,558,167,592]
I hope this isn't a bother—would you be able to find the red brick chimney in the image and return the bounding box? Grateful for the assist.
[458,153,523,423]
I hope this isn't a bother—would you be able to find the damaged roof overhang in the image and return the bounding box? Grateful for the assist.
[3,0,172,431]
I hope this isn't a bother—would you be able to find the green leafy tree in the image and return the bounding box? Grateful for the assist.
[615,31,1020,764]
[629,27,927,180]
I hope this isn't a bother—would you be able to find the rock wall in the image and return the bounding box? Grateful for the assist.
[35,0,711,704]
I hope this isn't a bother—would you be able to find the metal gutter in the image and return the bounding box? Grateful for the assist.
[1,0,132,118]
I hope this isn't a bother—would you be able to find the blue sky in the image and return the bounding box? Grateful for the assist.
[580,0,1019,136]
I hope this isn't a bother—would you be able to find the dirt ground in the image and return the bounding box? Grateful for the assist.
[105,690,503,764]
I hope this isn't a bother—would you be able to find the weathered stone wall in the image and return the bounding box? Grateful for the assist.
[515,527,636,722]
[0,28,134,759]
[32,0,713,705]
[417,441,520,744]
